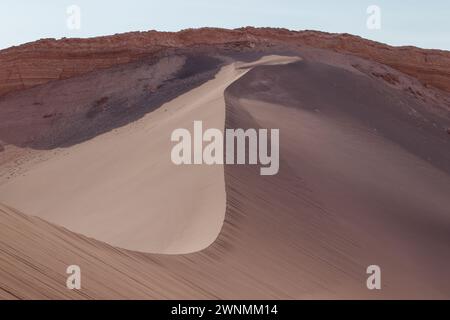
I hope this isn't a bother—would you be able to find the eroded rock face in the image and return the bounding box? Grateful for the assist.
[1,27,449,97]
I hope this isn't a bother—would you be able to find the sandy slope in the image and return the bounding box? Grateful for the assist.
[0,54,450,299]
[0,55,300,254]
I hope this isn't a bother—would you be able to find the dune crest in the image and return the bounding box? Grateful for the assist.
[0,55,300,254]
[1,35,450,299]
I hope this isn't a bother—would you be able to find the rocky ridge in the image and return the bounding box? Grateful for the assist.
[1,27,450,97]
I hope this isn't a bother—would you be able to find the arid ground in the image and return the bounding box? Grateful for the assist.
[0,28,450,299]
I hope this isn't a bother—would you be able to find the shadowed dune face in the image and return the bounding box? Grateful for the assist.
[229,60,450,174]
[1,51,450,299]
[224,61,450,297]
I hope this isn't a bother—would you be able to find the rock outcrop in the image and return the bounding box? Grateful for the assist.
[1,27,450,97]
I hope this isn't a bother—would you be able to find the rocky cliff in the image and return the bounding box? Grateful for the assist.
[1,27,450,97]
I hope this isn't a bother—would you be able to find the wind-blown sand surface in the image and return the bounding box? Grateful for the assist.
[0,55,300,254]
[0,51,450,299]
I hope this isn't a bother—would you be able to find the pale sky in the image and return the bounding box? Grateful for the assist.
[0,0,449,50]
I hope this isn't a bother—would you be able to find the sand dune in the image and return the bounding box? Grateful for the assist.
[0,55,300,254]
[0,49,450,299]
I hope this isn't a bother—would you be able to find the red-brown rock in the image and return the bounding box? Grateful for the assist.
[1,27,450,97]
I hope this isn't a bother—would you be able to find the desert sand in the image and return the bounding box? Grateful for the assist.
[0,41,450,300]
[0,55,300,254]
